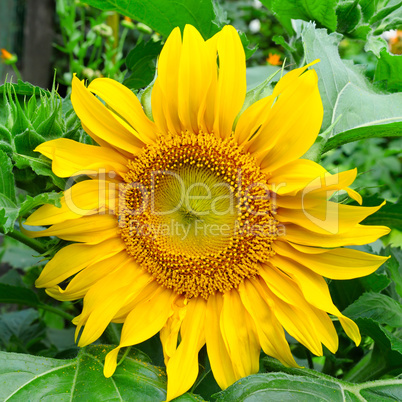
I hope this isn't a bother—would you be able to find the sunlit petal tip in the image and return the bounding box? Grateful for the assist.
[104,347,121,378]
[306,58,320,68]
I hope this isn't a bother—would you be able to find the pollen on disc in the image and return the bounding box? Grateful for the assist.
[119,131,278,299]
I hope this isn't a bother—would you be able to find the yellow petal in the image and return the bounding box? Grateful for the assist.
[71,75,145,154]
[261,284,323,356]
[178,25,212,134]
[269,159,328,195]
[234,94,276,146]
[248,70,323,172]
[88,77,158,143]
[271,60,319,97]
[274,168,362,211]
[277,201,386,235]
[236,61,319,146]
[280,224,390,248]
[268,256,361,346]
[239,279,298,367]
[155,27,183,134]
[205,293,237,389]
[35,237,125,288]
[213,25,246,139]
[29,214,118,244]
[166,297,206,402]
[35,138,128,178]
[46,251,129,301]
[104,347,121,378]
[273,241,389,279]
[25,179,117,226]
[203,33,219,133]
[119,283,175,347]
[76,259,148,346]
[160,296,187,366]
[220,289,260,379]
[104,282,175,379]
[259,264,338,353]
[151,79,169,135]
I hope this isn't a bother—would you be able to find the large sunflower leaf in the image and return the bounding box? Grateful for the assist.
[301,23,402,153]
[82,0,224,39]
[214,372,402,401]
[215,360,402,401]
[0,345,205,401]
[261,0,338,32]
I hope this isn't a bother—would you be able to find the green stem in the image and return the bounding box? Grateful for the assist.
[2,228,46,254]
[38,303,74,321]
[11,63,22,81]
[117,346,131,366]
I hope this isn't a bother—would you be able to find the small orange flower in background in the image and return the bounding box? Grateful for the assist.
[389,30,402,54]
[267,52,281,66]
[1,48,12,60]
[1,48,17,64]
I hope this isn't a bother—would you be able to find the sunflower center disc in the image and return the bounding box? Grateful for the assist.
[119,132,278,299]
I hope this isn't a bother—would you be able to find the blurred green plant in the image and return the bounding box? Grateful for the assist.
[54,0,137,86]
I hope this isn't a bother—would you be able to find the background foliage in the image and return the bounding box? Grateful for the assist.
[0,0,401,400]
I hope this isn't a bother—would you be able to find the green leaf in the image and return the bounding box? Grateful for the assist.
[0,236,41,269]
[19,192,62,217]
[13,129,46,157]
[246,65,281,91]
[301,24,402,152]
[83,0,222,39]
[272,34,297,52]
[345,317,402,378]
[302,24,370,131]
[360,272,391,293]
[13,154,66,190]
[0,345,168,401]
[359,0,379,22]
[322,122,402,153]
[370,0,402,25]
[214,370,402,401]
[385,247,402,298]
[364,34,387,57]
[375,50,402,92]
[124,40,163,90]
[0,80,50,97]
[0,283,40,307]
[336,0,362,34]
[0,309,45,352]
[238,31,257,60]
[264,0,338,32]
[362,197,402,231]
[371,0,402,34]
[0,150,16,204]
[0,150,18,233]
[175,394,205,401]
[343,292,402,328]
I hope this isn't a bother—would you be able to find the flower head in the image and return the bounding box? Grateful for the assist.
[25,25,389,401]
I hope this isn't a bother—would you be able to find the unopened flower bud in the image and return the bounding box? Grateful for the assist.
[93,23,113,38]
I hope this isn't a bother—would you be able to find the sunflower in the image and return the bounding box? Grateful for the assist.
[25,25,389,401]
